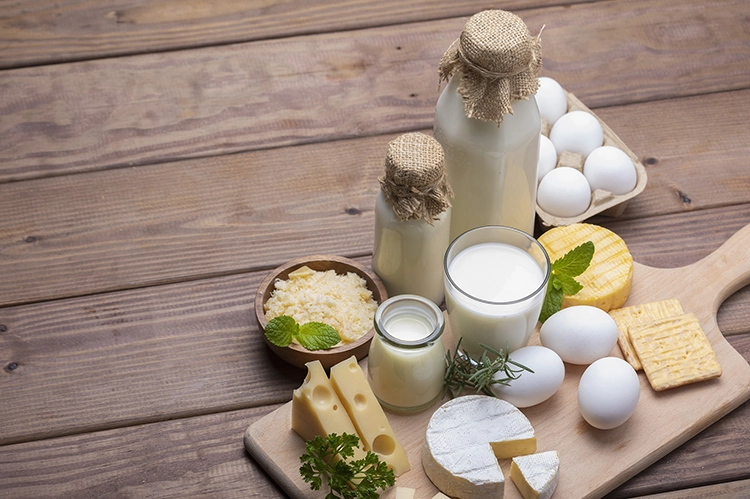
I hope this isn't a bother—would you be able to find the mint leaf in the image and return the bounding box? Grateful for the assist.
[264,315,298,347]
[538,240,595,323]
[555,273,584,296]
[551,241,595,277]
[539,282,564,323]
[297,322,341,351]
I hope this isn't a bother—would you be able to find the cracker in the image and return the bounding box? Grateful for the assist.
[628,312,721,391]
[609,298,684,371]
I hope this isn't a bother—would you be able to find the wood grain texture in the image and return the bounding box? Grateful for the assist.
[623,479,750,499]
[0,0,585,69]
[0,404,288,499]
[0,270,308,446]
[1,0,748,182]
[1,88,749,308]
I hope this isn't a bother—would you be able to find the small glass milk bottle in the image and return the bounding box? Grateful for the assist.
[372,132,452,305]
[368,294,445,413]
[434,10,542,240]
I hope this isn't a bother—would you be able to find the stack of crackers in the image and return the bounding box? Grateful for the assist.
[609,299,722,391]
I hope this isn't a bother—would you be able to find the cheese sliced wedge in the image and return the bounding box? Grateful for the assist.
[510,451,560,499]
[422,395,537,499]
[329,356,411,476]
[291,360,366,460]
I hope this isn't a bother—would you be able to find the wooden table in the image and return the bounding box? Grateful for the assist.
[1,1,749,497]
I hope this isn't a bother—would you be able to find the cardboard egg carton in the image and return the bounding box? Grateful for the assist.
[536,91,647,228]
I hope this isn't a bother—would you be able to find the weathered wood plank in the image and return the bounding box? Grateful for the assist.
[1,0,748,181]
[619,479,750,499]
[0,269,308,446]
[1,88,749,308]
[593,91,750,221]
[0,134,384,307]
[0,404,287,499]
[0,0,589,69]
[0,335,748,498]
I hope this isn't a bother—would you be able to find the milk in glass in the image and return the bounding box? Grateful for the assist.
[443,227,549,359]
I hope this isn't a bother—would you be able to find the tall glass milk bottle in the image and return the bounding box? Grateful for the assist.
[434,10,543,240]
[372,132,453,305]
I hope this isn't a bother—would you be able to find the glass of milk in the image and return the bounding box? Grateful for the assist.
[368,295,445,413]
[444,226,550,359]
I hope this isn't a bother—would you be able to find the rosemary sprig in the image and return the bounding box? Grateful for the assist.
[444,338,533,398]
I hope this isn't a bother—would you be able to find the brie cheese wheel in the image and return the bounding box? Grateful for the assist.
[510,451,560,499]
[422,395,537,499]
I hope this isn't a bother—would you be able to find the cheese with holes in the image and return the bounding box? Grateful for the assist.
[422,395,537,498]
[291,360,366,460]
[510,451,560,499]
[329,356,411,476]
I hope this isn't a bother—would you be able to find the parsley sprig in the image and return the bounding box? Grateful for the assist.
[264,315,341,350]
[299,433,395,499]
[538,241,595,323]
[443,338,532,398]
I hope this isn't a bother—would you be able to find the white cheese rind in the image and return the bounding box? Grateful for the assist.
[422,395,536,499]
[511,451,560,499]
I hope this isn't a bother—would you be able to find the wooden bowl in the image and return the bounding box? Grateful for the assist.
[254,255,388,370]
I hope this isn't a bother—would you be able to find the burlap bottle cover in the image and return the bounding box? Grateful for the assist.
[439,10,542,125]
[379,132,453,224]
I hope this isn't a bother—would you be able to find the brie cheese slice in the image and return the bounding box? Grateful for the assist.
[422,395,536,499]
[510,451,560,499]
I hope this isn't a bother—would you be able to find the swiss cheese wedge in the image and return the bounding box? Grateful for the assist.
[291,360,366,460]
[330,356,411,476]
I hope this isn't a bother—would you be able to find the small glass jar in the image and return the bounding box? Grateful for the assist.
[367,295,445,413]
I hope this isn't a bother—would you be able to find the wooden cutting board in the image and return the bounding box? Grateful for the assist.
[244,223,750,499]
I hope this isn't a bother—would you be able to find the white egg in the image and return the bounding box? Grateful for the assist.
[536,167,591,218]
[537,134,557,183]
[491,346,565,408]
[578,357,640,429]
[536,77,568,126]
[583,146,637,195]
[549,111,603,158]
[539,306,619,364]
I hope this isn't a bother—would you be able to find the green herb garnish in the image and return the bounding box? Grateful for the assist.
[264,315,341,351]
[538,241,595,323]
[299,433,395,499]
[444,338,532,398]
